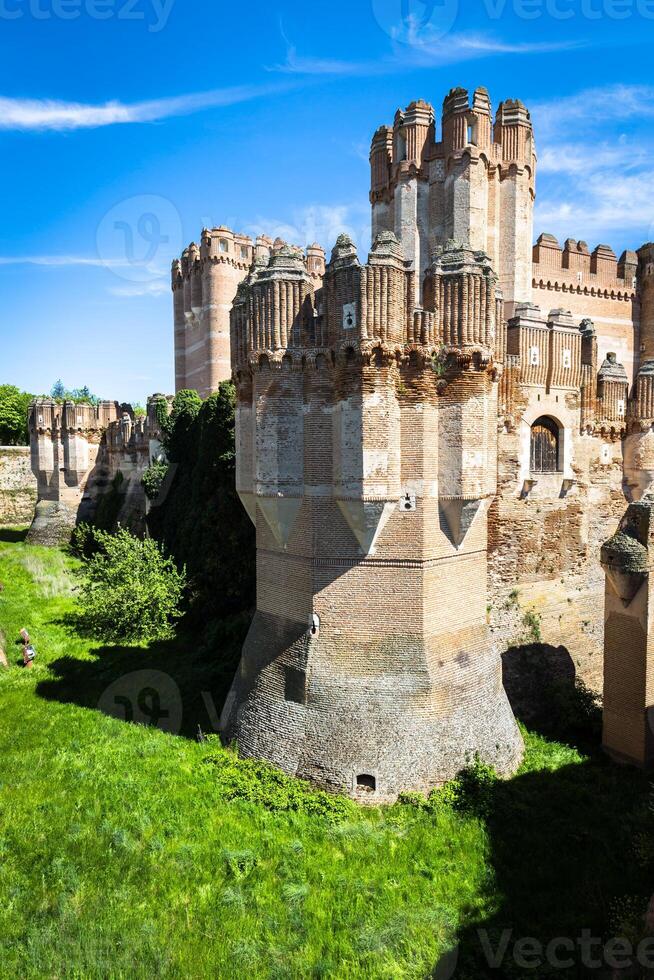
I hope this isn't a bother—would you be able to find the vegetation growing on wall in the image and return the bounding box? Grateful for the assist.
[147,383,255,622]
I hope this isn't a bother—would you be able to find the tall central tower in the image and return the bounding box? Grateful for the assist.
[221,233,523,801]
[370,87,536,317]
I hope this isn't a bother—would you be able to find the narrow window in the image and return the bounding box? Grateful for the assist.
[530,346,540,367]
[562,349,571,369]
[219,239,229,254]
[618,399,625,418]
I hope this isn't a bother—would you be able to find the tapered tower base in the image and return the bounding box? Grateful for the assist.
[222,610,523,801]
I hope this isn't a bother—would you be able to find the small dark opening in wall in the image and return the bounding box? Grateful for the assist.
[356,774,376,792]
[285,667,306,705]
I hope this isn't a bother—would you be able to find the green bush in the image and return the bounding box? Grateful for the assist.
[75,526,186,643]
[141,461,168,501]
[70,522,96,560]
[398,757,499,819]
[203,738,355,821]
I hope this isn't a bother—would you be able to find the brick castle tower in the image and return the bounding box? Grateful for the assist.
[370,86,535,317]
[172,229,325,398]
[221,230,523,800]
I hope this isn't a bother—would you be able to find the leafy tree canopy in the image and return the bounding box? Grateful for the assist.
[0,384,33,445]
[147,382,255,621]
[75,525,186,643]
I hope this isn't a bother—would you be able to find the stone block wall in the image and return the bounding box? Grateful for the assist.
[0,447,37,526]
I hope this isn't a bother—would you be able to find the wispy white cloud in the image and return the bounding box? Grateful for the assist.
[269,33,585,76]
[537,139,648,176]
[243,202,371,257]
[0,83,293,132]
[531,84,654,141]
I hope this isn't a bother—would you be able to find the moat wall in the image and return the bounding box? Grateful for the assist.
[0,447,37,526]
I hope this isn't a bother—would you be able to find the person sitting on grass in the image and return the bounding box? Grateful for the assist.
[18,629,35,668]
[22,643,35,667]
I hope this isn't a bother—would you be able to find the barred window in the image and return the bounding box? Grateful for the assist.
[530,417,560,473]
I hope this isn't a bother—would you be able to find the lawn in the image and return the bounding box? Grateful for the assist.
[0,530,651,979]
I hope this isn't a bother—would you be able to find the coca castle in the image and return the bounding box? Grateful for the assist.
[29,86,654,798]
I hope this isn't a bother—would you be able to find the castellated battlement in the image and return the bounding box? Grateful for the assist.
[369,86,536,317]
[532,234,637,298]
[27,395,171,546]
[173,226,326,398]
[231,233,503,377]
[370,87,535,193]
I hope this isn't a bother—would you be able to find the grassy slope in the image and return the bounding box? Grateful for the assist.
[0,533,650,979]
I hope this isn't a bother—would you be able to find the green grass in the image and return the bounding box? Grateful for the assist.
[0,531,651,978]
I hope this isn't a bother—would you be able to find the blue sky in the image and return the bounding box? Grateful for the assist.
[1,0,653,403]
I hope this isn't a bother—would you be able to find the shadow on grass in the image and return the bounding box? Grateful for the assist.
[0,527,28,543]
[35,613,249,740]
[431,754,652,979]
[502,643,602,755]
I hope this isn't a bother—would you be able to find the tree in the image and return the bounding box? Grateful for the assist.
[147,382,255,621]
[0,385,32,445]
[50,381,99,405]
[76,526,186,643]
[163,389,202,464]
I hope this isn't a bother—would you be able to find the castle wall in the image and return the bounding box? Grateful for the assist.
[489,404,626,692]
[27,397,169,545]
[532,235,638,383]
[0,447,37,526]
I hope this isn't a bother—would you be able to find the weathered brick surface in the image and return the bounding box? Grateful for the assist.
[0,447,37,526]
[601,499,654,766]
